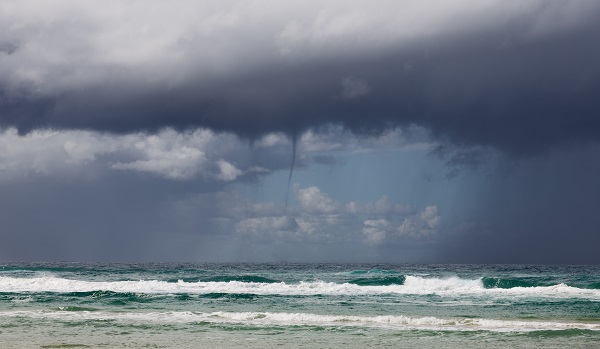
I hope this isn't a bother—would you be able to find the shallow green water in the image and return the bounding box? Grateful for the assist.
[1,263,599,348]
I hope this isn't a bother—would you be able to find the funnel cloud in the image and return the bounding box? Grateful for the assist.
[0,1,599,263]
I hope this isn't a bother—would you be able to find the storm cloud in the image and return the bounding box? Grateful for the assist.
[1,1,600,263]
[1,0,599,156]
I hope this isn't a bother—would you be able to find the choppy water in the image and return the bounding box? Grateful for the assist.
[1,263,599,348]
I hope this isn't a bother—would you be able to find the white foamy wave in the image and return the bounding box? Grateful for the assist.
[0,276,365,295]
[402,275,483,293]
[485,283,600,298]
[1,276,598,299]
[1,310,598,332]
[402,276,600,299]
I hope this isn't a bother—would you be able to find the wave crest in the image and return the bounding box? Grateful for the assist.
[1,275,598,299]
[2,310,598,332]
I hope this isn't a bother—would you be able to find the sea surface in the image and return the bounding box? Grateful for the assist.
[0,263,599,348]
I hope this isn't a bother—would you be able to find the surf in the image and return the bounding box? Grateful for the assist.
[1,275,599,299]
[1,309,599,333]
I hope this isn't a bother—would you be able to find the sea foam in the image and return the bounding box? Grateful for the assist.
[0,310,598,332]
[1,275,598,299]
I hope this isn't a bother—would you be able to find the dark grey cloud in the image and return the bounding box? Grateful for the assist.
[1,1,599,157]
[0,166,298,262]
[0,42,18,55]
[435,144,600,264]
[2,1,600,264]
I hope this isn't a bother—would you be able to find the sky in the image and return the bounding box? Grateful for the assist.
[1,0,600,263]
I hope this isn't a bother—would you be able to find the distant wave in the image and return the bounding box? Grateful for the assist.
[166,275,279,284]
[1,275,599,299]
[1,310,598,332]
[348,275,406,286]
[348,269,401,275]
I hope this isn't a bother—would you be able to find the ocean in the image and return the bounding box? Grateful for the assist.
[0,263,599,348]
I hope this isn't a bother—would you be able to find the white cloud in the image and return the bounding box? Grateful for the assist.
[347,195,415,216]
[0,128,245,181]
[277,9,369,53]
[235,213,342,243]
[300,130,345,153]
[362,205,441,244]
[231,185,441,244]
[362,219,390,245]
[346,201,360,214]
[236,216,300,240]
[299,126,432,154]
[0,126,430,183]
[296,186,339,214]
[421,205,441,229]
[106,129,220,180]
[63,135,118,163]
[216,159,243,181]
[398,205,441,238]
[255,133,288,148]
[112,140,206,180]
[0,128,109,180]
[164,183,443,246]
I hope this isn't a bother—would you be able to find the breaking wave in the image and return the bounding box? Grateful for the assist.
[1,275,599,299]
[1,310,598,333]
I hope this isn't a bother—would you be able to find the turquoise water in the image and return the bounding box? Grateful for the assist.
[1,263,599,348]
